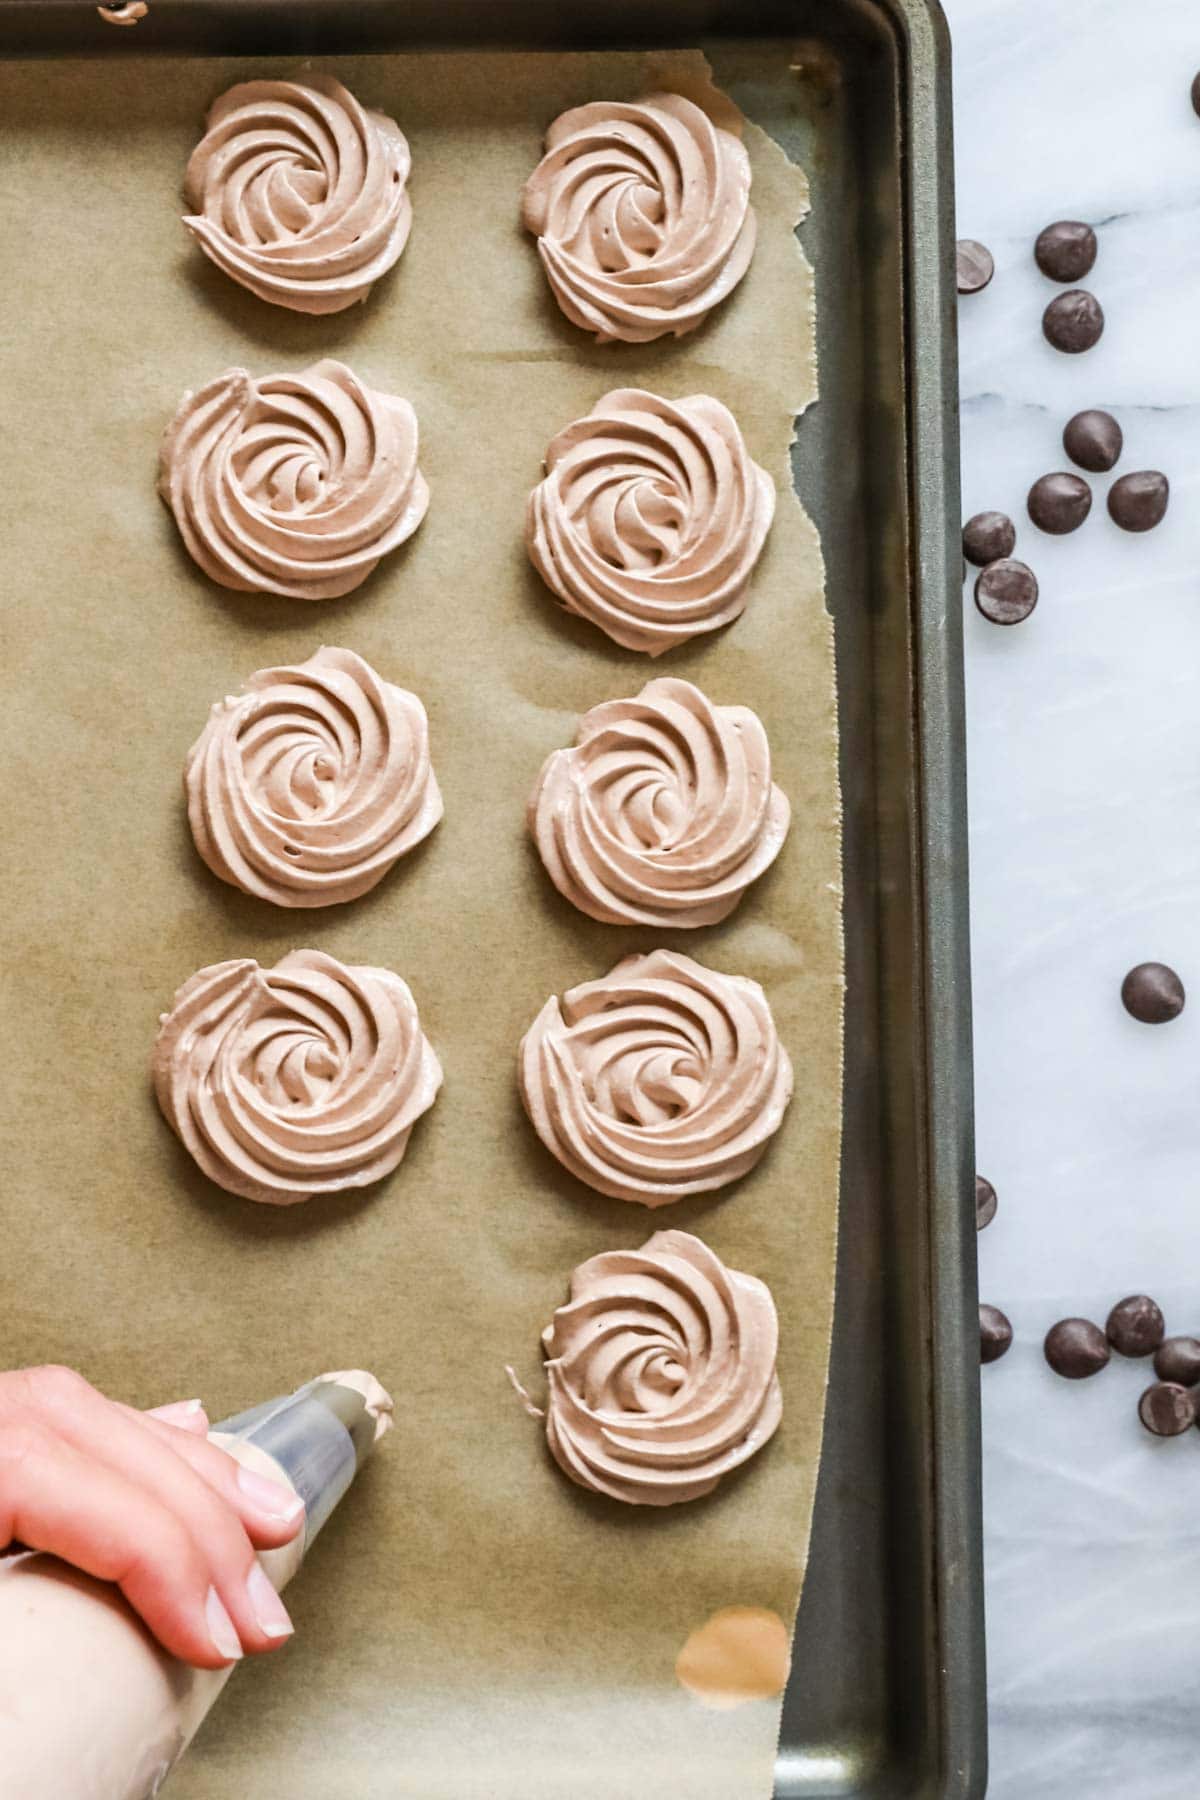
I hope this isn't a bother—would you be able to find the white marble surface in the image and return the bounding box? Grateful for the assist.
[944,1,1200,1793]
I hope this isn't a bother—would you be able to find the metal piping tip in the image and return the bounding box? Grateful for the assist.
[215,1370,391,1544]
[309,1370,394,1457]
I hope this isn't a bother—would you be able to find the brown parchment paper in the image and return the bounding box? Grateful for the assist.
[0,44,841,1800]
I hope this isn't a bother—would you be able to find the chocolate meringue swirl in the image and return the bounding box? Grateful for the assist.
[185,646,442,909]
[153,949,442,1205]
[526,388,775,654]
[518,950,793,1206]
[521,92,755,343]
[183,76,412,314]
[529,678,789,928]
[541,1228,782,1506]
[158,360,429,601]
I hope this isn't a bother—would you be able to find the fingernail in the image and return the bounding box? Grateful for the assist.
[236,1464,305,1524]
[247,1562,294,1639]
[150,1399,206,1427]
[205,1586,243,1662]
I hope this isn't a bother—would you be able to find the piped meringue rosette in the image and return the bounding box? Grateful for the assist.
[185,647,441,909]
[521,93,755,344]
[529,678,789,927]
[158,360,429,601]
[540,1228,782,1506]
[183,76,412,314]
[518,950,793,1206]
[153,949,441,1205]
[526,389,775,655]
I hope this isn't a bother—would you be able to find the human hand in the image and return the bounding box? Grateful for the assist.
[0,1365,303,1668]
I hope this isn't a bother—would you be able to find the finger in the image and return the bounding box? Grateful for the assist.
[0,1420,240,1669]
[146,1399,210,1436]
[20,1368,293,1655]
[118,1404,303,1548]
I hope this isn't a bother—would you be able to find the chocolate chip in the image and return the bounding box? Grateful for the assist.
[956,239,995,295]
[980,1305,1013,1364]
[1044,1317,1110,1379]
[1063,409,1123,473]
[1121,962,1185,1023]
[1043,290,1104,353]
[1106,1295,1165,1357]
[962,511,1016,567]
[1034,221,1098,283]
[963,511,1016,567]
[1108,470,1169,532]
[1154,1336,1200,1386]
[975,1174,997,1231]
[1027,472,1092,535]
[1192,72,1200,117]
[974,559,1038,626]
[1138,1382,1196,1437]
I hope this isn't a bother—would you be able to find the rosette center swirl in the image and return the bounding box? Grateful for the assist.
[598,1040,705,1125]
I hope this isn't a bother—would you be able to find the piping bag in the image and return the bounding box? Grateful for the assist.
[0,1369,392,1800]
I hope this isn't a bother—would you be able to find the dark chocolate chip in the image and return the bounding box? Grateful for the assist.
[1063,410,1123,473]
[1192,71,1200,117]
[1034,220,1098,283]
[1027,472,1092,535]
[957,239,995,295]
[974,559,1038,626]
[980,1305,1013,1364]
[975,1174,997,1231]
[1108,470,1169,533]
[1154,1336,1200,1386]
[1106,1294,1166,1357]
[1044,1318,1110,1379]
[1121,962,1185,1024]
[963,511,1016,567]
[1138,1382,1196,1437]
[1043,290,1104,354]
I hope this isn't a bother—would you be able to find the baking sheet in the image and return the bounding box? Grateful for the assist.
[0,43,841,1799]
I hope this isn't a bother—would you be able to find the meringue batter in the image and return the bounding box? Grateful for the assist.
[158,361,429,600]
[522,93,756,343]
[528,677,790,924]
[526,389,776,653]
[183,76,413,314]
[184,646,442,907]
[536,1229,782,1505]
[153,949,442,1204]
[519,949,794,1206]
